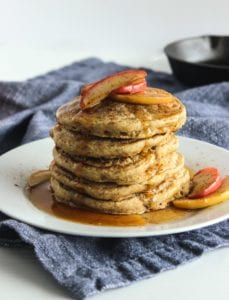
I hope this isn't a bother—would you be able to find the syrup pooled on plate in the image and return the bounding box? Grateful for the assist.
[27,180,191,227]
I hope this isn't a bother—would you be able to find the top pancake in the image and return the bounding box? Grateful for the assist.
[56,96,186,139]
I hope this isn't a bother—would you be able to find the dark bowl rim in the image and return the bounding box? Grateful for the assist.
[164,34,229,71]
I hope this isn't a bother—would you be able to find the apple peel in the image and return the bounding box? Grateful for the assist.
[113,79,147,94]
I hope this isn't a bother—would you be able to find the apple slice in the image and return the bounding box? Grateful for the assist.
[172,176,229,209]
[28,170,51,187]
[113,79,147,94]
[188,168,223,198]
[110,87,175,105]
[81,79,146,96]
[80,70,147,109]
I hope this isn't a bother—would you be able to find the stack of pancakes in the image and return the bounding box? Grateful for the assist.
[50,95,190,214]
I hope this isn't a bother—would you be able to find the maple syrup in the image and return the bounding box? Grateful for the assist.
[26,181,191,227]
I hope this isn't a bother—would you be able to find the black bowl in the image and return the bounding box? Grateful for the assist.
[164,35,229,86]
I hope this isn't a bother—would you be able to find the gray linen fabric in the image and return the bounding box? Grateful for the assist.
[0,58,228,299]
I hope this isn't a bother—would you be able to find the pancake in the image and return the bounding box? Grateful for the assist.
[53,147,156,184]
[53,144,182,184]
[53,134,178,167]
[56,96,186,139]
[50,168,190,215]
[50,152,185,200]
[155,133,178,158]
[51,125,175,158]
[148,169,190,210]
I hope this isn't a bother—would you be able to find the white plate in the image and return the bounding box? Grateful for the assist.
[0,137,228,238]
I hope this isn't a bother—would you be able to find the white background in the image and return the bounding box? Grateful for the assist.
[0,0,229,80]
[0,0,229,299]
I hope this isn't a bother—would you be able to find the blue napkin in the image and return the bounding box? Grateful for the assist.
[0,58,228,299]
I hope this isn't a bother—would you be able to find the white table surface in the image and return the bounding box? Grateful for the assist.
[0,1,229,299]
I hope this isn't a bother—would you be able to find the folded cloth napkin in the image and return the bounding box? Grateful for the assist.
[0,58,229,299]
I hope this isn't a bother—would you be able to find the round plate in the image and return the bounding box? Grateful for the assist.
[0,137,228,237]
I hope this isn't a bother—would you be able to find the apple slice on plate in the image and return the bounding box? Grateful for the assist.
[173,176,229,209]
[188,168,223,199]
[28,170,51,187]
[111,87,175,105]
[80,70,147,109]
